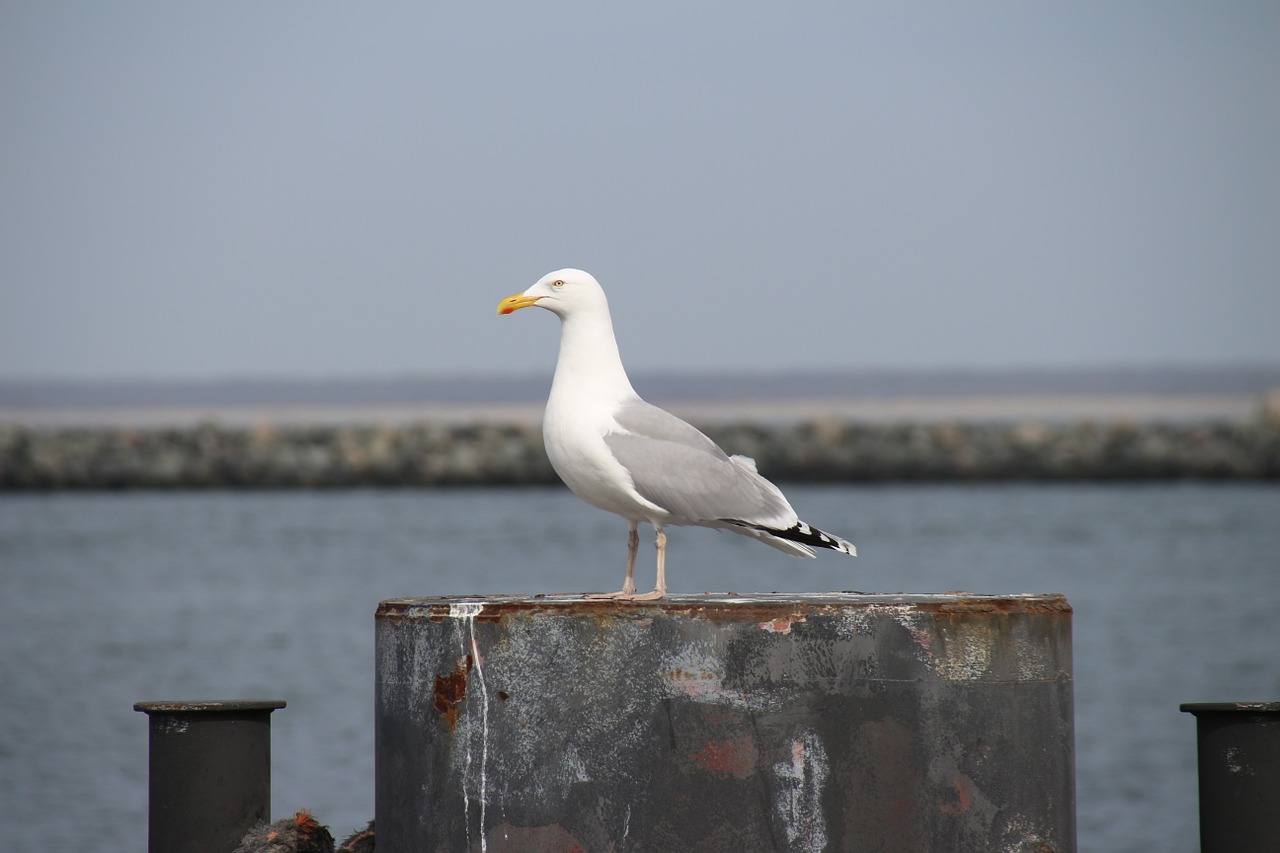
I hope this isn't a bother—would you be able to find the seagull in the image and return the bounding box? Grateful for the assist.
[497,268,856,601]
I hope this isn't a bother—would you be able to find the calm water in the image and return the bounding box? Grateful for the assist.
[2,484,1278,850]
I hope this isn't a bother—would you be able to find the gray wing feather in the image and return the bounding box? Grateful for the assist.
[611,400,724,456]
[606,401,795,526]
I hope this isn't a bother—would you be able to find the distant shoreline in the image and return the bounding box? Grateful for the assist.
[3,414,1277,489]
[0,391,1268,428]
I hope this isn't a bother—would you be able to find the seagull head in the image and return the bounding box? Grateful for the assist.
[497,268,607,319]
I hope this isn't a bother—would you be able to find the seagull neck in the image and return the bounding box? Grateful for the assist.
[551,309,638,403]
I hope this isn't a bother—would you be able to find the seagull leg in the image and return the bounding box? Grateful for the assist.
[586,521,639,599]
[630,525,667,601]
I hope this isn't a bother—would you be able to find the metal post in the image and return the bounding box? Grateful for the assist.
[1180,701,1280,853]
[134,699,286,853]
[375,593,1075,852]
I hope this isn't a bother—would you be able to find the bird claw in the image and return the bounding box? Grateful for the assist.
[585,586,665,601]
[585,588,634,600]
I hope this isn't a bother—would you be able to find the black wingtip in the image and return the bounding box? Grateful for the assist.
[723,518,856,555]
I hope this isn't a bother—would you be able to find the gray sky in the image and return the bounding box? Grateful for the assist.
[2,1,1277,380]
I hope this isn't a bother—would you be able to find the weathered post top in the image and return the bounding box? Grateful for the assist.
[134,699,288,714]
[376,592,1075,852]
[377,590,1071,620]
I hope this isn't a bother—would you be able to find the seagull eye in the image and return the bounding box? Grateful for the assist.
[552,279,565,288]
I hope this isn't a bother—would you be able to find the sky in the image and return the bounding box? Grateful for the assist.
[2,1,1278,381]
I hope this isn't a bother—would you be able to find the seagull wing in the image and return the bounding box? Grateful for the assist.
[604,400,800,531]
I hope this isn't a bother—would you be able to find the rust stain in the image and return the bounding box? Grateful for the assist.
[487,822,586,852]
[691,737,758,778]
[432,654,473,730]
[665,664,742,703]
[759,615,807,633]
[938,773,975,815]
[918,598,1072,618]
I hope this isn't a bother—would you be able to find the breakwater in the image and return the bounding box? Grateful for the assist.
[2,418,1277,489]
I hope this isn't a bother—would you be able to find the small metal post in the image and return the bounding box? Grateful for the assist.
[134,699,286,853]
[1180,702,1280,853]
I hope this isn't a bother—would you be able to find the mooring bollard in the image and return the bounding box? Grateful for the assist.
[375,593,1075,852]
[1180,701,1280,853]
[134,699,286,853]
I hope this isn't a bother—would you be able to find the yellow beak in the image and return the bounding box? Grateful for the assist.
[497,293,543,315]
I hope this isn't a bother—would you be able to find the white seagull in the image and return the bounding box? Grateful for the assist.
[497,268,856,600]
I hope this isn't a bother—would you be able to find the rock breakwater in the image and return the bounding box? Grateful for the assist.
[2,418,1277,489]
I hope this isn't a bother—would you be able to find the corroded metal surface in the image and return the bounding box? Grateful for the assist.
[376,593,1074,852]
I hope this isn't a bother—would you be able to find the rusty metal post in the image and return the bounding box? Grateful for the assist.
[1180,702,1280,853]
[375,593,1075,852]
[134,699,286,853]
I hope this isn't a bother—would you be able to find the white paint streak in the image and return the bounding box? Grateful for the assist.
[772,731,829,852]
[450,602,488,852]
[472,622,490,850]
[449,601,485,620]
[467,613,655,820]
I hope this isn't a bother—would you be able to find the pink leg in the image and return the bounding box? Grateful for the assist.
[586,522,639,599]
[630,525,667,601]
